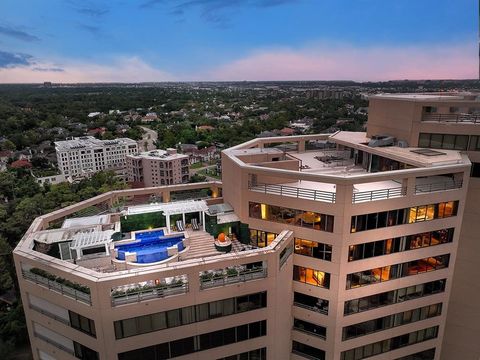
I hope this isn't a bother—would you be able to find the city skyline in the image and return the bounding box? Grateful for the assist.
[0,0,477,83]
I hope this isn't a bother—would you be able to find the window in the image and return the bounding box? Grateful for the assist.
[348,228,454,261]
[423,106,437,113]
[395,348,435,360]
[249,202,334,233]
[471,163,480,177]
[293,292,329,314]
[342,303,442,340]
[69,311,96,337]
[341,327,438,360]
[295,238,332,261]
[293,266,330,289]
[294,318,327,339]
[351,201,458,232]
[217,348,267,360]
[73,342,99,360]
[418,133,469,150]
[114,292,267,339]
[118,320,267,360]
[292,341,325,360]
[346,255,449,289]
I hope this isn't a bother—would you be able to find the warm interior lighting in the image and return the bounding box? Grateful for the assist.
[261,204,267,220]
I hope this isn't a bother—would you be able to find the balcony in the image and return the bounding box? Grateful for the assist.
[415,179,463,194]
[422,113,480,124]
[22,269,92,305]
[352,186,406,203]
[248,182,336,203]
[111,281,189,306]
[200,265,267,290]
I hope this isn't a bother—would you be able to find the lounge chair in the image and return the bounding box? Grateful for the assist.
[191,218,199,231]
[176,220,185,232]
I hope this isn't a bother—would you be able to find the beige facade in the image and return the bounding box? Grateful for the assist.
[15,93,478,360]
[126,148,190,187]
[367,93,480,360]
[55,136,138,179]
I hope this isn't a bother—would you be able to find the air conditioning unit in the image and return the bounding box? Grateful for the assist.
[397,140,409,148]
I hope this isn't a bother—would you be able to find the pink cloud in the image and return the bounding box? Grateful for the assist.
[205,43,477,81]
[0,57,174,83]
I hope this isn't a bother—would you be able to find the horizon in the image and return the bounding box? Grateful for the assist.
[0,0,477,83]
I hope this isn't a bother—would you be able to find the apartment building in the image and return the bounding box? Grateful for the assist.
[126,149,190,187]
[55,136,138,179]
[367,93,480,360]
[15,97,471,360]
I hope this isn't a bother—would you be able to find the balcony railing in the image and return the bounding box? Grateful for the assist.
[280,244,294,268]
[292,350,323,360]
[415,180,463,194]
[422,113,480,124]
[293,302,328,315]
[34,332,75,356]
[22,270,92,305]
[200,267,268,290]
[352,187,406,203]
[293,326,326,340]
[248,182,336,203]
[111,282,189,306]
[30,304,70,326]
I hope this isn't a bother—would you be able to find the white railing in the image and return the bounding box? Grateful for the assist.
[415,180,463,194]
[352,187,406,203]
[249,182,336,203]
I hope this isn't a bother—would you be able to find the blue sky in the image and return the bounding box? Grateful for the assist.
[0,0,477,82]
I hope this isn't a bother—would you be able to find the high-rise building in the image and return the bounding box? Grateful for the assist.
[126,149,190,187]
[367,93,480,360]
[55,136,138,179]
[14,93,478,360]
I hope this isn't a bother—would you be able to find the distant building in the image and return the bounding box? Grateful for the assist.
[87,112,102,118]
[279,127,295,136]
[55,136,138,179]
[179,144,218,164]
[196,125,215,132]
[35,174,71,186]
[126,148,190,187]
[141,113,158,123]
[87,127,106,137]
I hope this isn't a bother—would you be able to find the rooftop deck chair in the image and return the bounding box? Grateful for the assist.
[176,220,185,232]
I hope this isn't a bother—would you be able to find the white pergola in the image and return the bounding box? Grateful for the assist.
[126,200,209,233]
[70,230,114,260]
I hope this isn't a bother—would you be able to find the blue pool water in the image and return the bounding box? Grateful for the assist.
[116,230,185,263]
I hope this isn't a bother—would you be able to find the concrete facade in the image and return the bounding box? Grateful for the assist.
[126,148,190,187]
[15,93,479,360]
[367,93,480,360]
[55,136,138,179]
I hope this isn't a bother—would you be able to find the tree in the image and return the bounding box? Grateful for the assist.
[0,140,15,151]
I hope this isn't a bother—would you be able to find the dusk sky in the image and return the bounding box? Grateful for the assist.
[0,0,477,82]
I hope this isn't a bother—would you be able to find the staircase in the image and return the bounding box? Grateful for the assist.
[181,231,218,260]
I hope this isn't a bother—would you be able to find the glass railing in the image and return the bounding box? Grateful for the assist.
[22,269,91,305]
[200,267,267,290]
[111,282,189,306]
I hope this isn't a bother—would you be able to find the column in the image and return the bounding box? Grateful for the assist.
[182,213,186,226]
[166,215,171,234]
[202,211,206,231]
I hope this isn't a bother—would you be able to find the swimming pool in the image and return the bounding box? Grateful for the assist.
[115,230,185,263]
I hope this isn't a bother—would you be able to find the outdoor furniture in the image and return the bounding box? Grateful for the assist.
[176,220,185,232]
[191,218,200,231]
